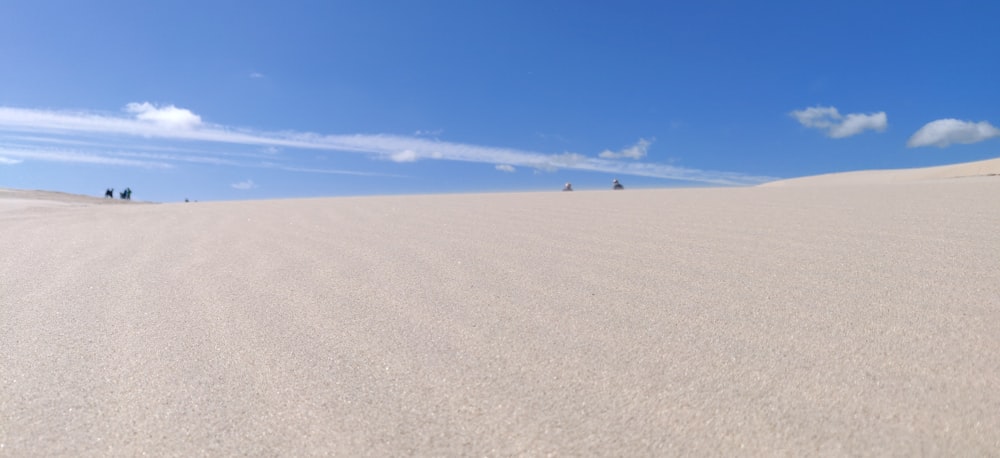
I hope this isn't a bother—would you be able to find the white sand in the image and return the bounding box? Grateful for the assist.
[2,163,1000,455]
[762,156,1000,186]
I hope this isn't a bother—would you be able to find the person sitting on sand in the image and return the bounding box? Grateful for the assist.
[612,179,624,190]
[563,182,573,191]
[104,188,114,198]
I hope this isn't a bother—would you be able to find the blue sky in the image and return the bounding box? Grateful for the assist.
[1,1,998,202]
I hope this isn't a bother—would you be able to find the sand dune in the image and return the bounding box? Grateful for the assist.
[762,156,1000,186]
[0,188,138,214]
[3,161,1000,455]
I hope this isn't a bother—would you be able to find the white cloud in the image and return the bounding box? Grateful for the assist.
[261,163,404,177]
[790,106,839,129]
[495,164,516,172]
[231,179,257,190]
[250,72,265,79]
[0,146,172,168]
[791,106,887,138]
[414,129,443,136]
[114,150,240,166]
[0,156,22,164]
[125,102,202,129]
[599,138,652,159]
[830,112,888,138]
[390,150,419,162]
[550,152,587,166]
[0,104,777,185]
[907,119,1000,148]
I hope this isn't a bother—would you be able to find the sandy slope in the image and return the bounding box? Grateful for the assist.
[0,188,137,214]
[762,156,1000,186]
[2,167,1000,455]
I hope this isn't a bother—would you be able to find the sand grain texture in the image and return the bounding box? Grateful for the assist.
[2,176,1000,455]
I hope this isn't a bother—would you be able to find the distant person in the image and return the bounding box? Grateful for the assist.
[563,182,573,191]
[612,179,624,190]
[104,188,114,198]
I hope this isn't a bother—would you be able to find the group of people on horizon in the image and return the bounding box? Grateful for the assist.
[104,187,132,200]
[562,179,624,191]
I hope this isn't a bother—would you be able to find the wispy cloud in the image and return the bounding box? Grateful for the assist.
[262,163,403,177]
[536,132,570,143]
[0,156,22,164]
[390,150,419,162]
[791,106,887,138]
[907,119,1000,148]
[0,103,775,185]
[231,179,257,190]
[495,164,516,172]
[599,138,652,159]
[0,146,172,168]
[250,72,265,79]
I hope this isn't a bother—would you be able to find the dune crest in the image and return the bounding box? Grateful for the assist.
[0,188,143,213]
[762,156,1000,187]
